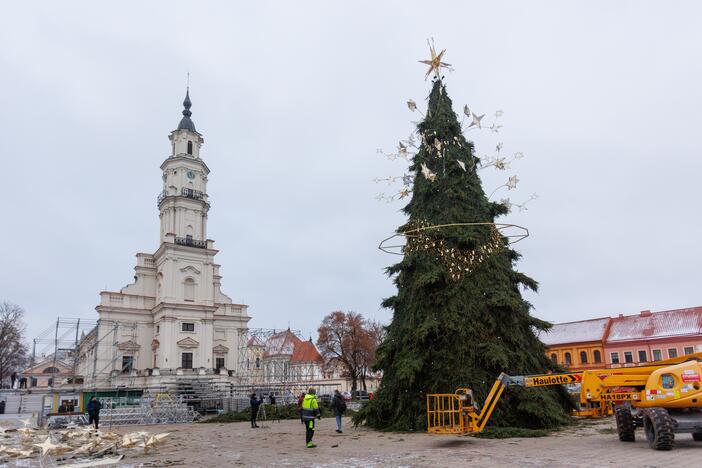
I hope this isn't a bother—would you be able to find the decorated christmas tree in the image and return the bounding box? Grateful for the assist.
[358,45,573,431]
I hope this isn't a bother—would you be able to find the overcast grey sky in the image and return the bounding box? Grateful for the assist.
[1,1,701,343]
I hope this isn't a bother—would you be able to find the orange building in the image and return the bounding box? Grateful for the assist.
[540,306,702,371]
[605,307,702,367]
[539,317,611,371]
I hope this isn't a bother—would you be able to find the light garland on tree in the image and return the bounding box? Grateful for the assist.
[402,220,505,281]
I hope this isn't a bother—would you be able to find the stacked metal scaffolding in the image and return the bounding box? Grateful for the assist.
[99,395,198,427]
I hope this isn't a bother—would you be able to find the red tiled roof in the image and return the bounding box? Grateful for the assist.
[607,307,702,342]
[263,330,302,357]
[247,336,265,347]
[290,340,323,363]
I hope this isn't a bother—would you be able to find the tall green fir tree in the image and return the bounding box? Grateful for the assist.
[357,73,573,431]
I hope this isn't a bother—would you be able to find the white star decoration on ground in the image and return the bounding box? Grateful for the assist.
[34,436,60,456]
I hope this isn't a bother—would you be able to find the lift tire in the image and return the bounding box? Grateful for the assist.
[615,406,635,442]
[692,432,702,441]
[643,408,675,450]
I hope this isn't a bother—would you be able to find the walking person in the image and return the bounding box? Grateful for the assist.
[250,393,262,428]
[300,387,321,448]
[10,372,17,389]
[331,389,347,433]
[86,396,102,429]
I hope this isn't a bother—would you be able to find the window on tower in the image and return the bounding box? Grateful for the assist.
[184,278,195,302]
[187,141,193,155]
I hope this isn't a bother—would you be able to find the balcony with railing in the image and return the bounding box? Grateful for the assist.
[157,188,208,206]
[157,190,168,205]
[175,236,207,249]
[181,187,205,200]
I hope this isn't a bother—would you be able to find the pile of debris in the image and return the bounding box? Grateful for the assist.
[0,418,170,466]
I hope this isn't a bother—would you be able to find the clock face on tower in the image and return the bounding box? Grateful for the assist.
[186,171,196,180]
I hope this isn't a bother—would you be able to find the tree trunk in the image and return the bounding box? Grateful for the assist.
[351,373,358,397]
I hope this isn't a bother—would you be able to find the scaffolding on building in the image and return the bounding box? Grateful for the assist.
[30,318,141,388]
[235,328,340,401]
[31,317,99,387]
[27,320,341,417]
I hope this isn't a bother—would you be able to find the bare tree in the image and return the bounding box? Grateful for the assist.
[0,302,29,388]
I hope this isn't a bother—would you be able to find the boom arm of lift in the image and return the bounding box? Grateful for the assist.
[473,373,513,431]
[474,371,581,430]
[434,353,702,434]
[476,353,702,428]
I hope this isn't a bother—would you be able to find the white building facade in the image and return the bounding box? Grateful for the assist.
[78,90,250,387]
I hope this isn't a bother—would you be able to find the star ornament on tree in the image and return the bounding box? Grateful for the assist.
[420,163,437,182]
[419,39,452,81]
[507,175,519,190]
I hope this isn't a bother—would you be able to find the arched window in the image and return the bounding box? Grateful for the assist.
[550,353,557,363]
[43,367,60,374]
[255,357,260,369]
[564,352,572,366]
[184,278,195,302]
[593,350,602,363]
[187,141,193,155]
[580,351,588,364]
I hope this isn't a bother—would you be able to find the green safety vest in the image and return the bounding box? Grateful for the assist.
[301,394,320,421]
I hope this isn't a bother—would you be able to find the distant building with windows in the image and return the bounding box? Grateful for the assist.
[605,307,702,367]
[540,306,702,370]
[248,329,324,384]
[539,317,610,372]
[23,358,75,388]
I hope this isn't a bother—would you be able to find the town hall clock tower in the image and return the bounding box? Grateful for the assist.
[78,90,250,387]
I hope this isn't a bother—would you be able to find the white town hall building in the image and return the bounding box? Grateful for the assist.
[77,90,250,387]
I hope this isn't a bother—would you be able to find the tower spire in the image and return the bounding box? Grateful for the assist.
[177,87,196,132]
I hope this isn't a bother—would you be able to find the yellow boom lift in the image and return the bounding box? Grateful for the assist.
[427,372,583,435]
[427,352,702,450]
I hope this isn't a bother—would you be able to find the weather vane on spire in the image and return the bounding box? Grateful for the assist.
[419,38,452,81]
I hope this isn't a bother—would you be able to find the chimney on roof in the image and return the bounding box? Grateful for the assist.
[640,310,652,317]
[618,314,624,318]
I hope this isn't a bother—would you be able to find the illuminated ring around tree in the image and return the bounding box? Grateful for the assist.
[378,222,529,255]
